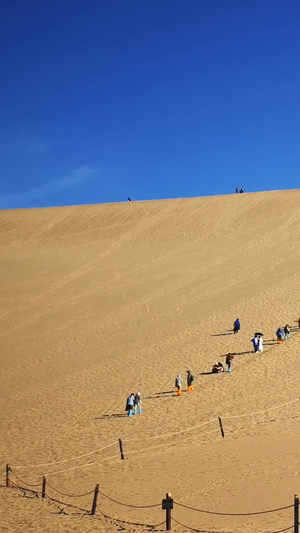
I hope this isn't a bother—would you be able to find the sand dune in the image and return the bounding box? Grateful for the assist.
[1,190,300,532]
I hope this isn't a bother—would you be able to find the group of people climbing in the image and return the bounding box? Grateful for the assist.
[125,317,299,415]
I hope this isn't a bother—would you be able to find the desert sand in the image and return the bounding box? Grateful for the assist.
[1,190,300,533]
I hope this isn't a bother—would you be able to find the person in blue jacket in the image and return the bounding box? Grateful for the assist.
[233,318,240,334]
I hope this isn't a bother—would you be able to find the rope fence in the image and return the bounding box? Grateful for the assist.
[174,500,294,516]
[172,516,294,533]
[5,465,300,533]
[11,395,300,482]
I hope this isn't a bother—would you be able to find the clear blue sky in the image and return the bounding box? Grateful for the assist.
[1,0,299,208]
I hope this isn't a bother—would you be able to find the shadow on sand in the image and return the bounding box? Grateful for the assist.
[211,333,232,337]
[145,391,178,399]
[95,413,127,420]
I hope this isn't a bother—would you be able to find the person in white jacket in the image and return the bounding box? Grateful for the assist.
[175,375,183,396]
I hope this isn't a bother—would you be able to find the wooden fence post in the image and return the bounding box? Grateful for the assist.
[294,494,299,533]
[166,493,172,531]
[5,464,10,487]
[42,476,47,499]
[91,483,99,515]
[218,416,225,438]
[119,438,125,460]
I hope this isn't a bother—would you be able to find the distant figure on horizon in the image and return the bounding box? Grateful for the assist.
[128,197,132,202]
[233,318,241,334]
[134,392,142,414]
[235,187,239,193]
[226,353,234,372]
[175,374,183,396]
[276,327,283,344]
[240,187,244,193]
[125,393,135,417]
[187,370,194,391]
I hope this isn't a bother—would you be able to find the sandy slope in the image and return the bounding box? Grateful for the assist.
[1,190,300,533]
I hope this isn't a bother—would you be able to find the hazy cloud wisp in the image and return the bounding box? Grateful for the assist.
[0,166,95,209]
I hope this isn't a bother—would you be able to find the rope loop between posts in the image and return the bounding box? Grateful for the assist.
[9,479,42,494]
[97,506,165,528]
[174,500,293,516]
[10,469,42,488]
[99,489,161,508]
[267,526,294,533]
[222,398,299,420]
[172,516,235,533]
[172,516,294,533]
[46,481,94,498]
[14,440,119,469]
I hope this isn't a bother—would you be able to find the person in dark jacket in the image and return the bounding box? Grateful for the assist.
[225,353,234,372]
[187,370,194,391]
[233,318,240,334]
[284,324,290,340]
[125,393,135,416]
[276,328,283,344]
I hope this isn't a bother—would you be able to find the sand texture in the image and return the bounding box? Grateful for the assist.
[1,190,300,533]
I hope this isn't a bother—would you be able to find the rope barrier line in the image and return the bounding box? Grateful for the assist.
[12,397,299,475]
[266,527,294,533]
[172,516,236,533]
[14,440,119,469]
[172,516,294,533]
[99,489,161,508]
[44,494,89,513]
[122,418,217,442]
[13,398,298,482]
[43,453,121,477]
[9,479,42,494]
[124,428,221,460]
[222,398,299,420]
[19,427,221,481]
[10,469,42,488]
[97,506,165,529]
[174,500,293,516]
[6,478,296,533]
[46,481,94,498]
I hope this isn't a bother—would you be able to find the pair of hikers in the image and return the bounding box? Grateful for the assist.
[175,370,194,395]
[125,392,142,417]
[276,325,290,343]
[212,354,234,373]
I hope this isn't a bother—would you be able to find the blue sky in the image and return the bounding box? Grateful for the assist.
[1,0,299,209]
